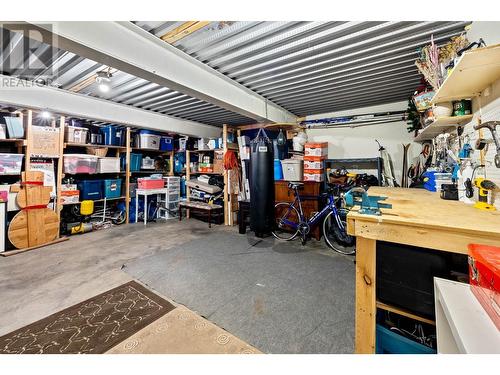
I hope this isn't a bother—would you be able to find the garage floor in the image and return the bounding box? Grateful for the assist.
[0,220,354,353]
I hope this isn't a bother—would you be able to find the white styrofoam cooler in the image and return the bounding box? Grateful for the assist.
[281,159,303,181]
[97,157,120,173]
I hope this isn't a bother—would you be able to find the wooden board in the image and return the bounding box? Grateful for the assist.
[354,237,376,354]
[28,126,61,158]
[414,115,474,142]
[432,44,500,103]
[347,187,500,247]
[8,209,59,249]
[0,237,69,257]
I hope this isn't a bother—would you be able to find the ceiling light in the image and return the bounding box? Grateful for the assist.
[41,110,51,119]
[96,70,112,93]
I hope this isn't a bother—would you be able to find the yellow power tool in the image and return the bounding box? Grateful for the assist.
[473,178,498,211]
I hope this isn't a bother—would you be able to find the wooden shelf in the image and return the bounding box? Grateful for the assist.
[62,196,126,206]
[414,114,474,142]
[190,148,223,153]
[189,171,221,175]
[132,148,173,153]
[64,143,126,150]
[432,44,500,104]
[376,301,436,326]
[0,138,26,146]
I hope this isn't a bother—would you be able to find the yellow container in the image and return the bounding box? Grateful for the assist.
[80,200,94,216]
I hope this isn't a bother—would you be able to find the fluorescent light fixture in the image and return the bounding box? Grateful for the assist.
[96,70,112,93]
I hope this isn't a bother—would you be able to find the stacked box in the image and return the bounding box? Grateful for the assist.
[304,142,328,182]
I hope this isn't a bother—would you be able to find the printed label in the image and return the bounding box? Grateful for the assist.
[258,146,267,152]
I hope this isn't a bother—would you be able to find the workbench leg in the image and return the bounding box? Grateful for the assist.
[355,237,377,354]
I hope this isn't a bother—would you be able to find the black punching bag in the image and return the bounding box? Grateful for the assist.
[250,129,275,237]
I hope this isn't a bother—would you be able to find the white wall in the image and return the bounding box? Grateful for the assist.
[467,21,500,46]
[305,101,421,185]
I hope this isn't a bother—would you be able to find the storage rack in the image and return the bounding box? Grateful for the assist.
[416,44,500,143]
[323,157,383,188]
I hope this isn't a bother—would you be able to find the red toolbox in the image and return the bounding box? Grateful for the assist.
[137,178,164,190]
[468,244,500,330]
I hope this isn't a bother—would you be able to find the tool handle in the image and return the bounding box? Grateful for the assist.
[474,121,499,131]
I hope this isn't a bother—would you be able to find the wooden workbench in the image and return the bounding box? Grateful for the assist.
[347,187,500,354]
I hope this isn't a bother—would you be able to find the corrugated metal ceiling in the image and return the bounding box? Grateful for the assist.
[139,21,470,116]
[1,21,471,126]
[0,26,254,126]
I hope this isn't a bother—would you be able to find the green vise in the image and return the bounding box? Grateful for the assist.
[344,187,392,216]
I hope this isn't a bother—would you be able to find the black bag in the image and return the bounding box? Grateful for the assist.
[249,128,274,236]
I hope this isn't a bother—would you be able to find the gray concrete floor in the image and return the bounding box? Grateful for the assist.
[0,219,212,336]
[0,219,354,353]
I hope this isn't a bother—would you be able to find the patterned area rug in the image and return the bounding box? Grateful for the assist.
[0,281,175,354]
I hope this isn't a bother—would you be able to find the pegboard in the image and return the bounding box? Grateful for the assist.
[448,87,500,207]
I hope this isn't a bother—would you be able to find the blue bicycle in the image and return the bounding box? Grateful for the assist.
[272,182,356,255]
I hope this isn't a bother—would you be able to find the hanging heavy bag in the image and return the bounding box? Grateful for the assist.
[249,128,275,237]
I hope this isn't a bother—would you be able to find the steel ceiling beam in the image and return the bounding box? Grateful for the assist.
[0,75,220,138]
[14,21,296,123]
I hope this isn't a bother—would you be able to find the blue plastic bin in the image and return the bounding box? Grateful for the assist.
[104,179,122,199]
[160,136,174,151]
[101,125,125,146]
[77,180,103,200]
[376,325,436,354]
[274,159,283,180]
[120,153,142,172]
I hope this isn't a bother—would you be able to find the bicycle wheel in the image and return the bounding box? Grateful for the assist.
[323,209,356,255]
[272,202,300,241]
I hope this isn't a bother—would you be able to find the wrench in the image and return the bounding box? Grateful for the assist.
[474,121,500,168]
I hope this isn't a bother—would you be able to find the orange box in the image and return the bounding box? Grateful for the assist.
[61,190,80,205]
[303,155,327,161]
[304,160,324,170]
[305,142,328,157]
[304,173,324,182]
[303,169,323,174]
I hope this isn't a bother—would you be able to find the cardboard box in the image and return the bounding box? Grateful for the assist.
[199,163,214,173]
[61,184,78,191]
[304,160,324,170]
[305,142,328,157]
[61,190,80,205]
[213,150,224,174]
[303,172,324,182]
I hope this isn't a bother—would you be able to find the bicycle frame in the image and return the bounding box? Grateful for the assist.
[278,188,345,231]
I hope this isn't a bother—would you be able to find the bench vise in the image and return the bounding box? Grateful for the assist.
[344,187,392,216]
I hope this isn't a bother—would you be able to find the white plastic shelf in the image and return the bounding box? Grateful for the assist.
[434,277,500,354]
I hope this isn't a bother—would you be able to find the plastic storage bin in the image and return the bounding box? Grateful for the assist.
[77,180,103,200]
[136,130,160,150]
[281,159,303,181]
[376,325,436,354]
[65,126,88,144]
[64,154,99,174]
[101,125,124,146]
[120,153,142,172]
[138,178,164,189]
[98,157,120,173]
[274,159,283,180]
[104,179,122,198]
[0,153,24,175]
[160,136,173,151]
